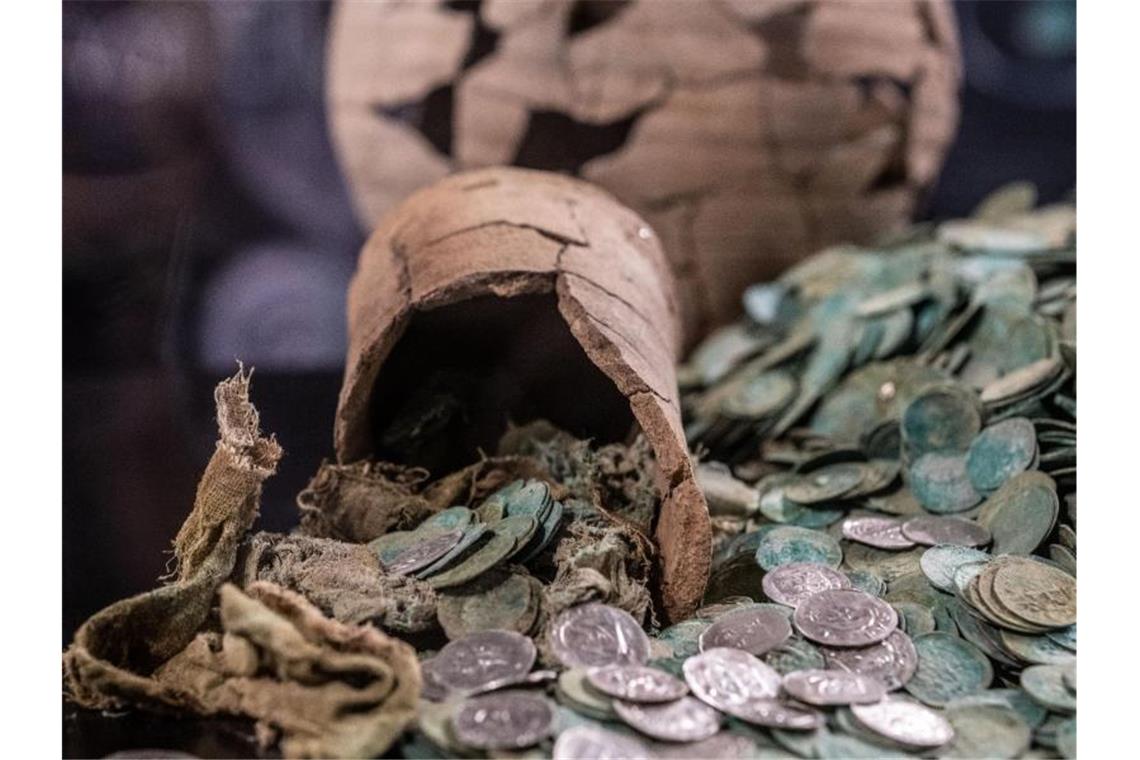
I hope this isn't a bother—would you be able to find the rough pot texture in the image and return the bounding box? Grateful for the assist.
[334,167,711,622]
[327,0,961,345]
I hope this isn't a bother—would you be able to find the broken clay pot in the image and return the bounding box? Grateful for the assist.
[334,167,711,623]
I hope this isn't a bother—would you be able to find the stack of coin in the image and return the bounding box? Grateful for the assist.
[397,186,1076,759]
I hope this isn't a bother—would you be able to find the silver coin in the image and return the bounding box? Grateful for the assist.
[383,529,463,576]
[851,697,956,748]
[822,629,918,691]
[841,516,918,550]
[762,562,852,608]
[451,691,554,750]
[468,668,559,697]
[698,605,792,656]
[551,603,650,669]
[901,515,991,547]
[723,698,823,731]
[434,630,536,694]
[612,696,722,743]
[781,668,887,706]
[683,647,782,711]
[552,725,651,760]
[586,665,689,703]
[793,589,899,647]
[419,657,451,702]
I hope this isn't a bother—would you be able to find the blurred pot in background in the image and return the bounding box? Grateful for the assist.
[327,0,963,344]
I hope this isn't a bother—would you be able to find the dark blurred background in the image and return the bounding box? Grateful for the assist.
[62,0,1075,639]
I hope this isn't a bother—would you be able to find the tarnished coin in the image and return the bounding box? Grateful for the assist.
[552,725,651,760]
[946,688,1049,729]
[720,369,798,420]
[920,545,991,593]
[612,696,721,743]
[845,568,887,597]
[424,519,524,592]
[850,698,955,748]
[904,632,993,706]
[841,516,917,550]
[585,665,688,704]
[415,524,489,578]
[433,630,536,695]
[419,506,477,535]
[451,691,554,750]
[698,605,792,656]
[942,704,1032,759]
[1056,717,1076,759]
[997,630,1076,666]
[383,528,464,575]
[902,385,982,457]
[755,525,843,571]
[437,570,542,640]
[556,668,617,721]
[784,463,866,504]
[762,562,851,608]
[794,589,899,647]
[908,452,983,513]
[966,417,1038,492]
[1020,664,1076,713]
[551,603,650,669]
[683,647,782,710]
[977,471,1059,555]
[901,515,991,547]
[764,636,827,675]
[979,356,1063,405]
[1049,623,1076,651]
[992,556,1075,628]
[781,669,886,706]
[823,630,918,691]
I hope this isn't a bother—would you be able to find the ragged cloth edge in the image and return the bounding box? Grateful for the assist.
[63,369,421,759]
[334,168,711,621]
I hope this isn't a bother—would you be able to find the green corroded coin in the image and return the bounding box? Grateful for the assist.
[843,543,925,584]
[721,369,797,420]
[966,417,1038,492]
[817,731,910,759]
[502,480,553,521]
[517,499,564,563]
[920,545,991,593]
[908,452,983,513]
[762,636,827,676]
[942,704,1032,759]
[902,384,982,457]
[368,530,419,565]
[1020,664,1076,713]
[783,463,866,504]
[556,668,617,721]
[415,524,489,578]
[759,475,845,527]
[655,620,709,659]
[998,630,1076,666]
[844,569,886,597]
[1056,718,1076,759]
[755,526,843,571]
[419,506,476,535]
[947,688,1049,729]
[978,471,1059,555]
[427,519,531,589]
[893,602,936,636]
[905,632,993,706]
[436,569,541,640]
[1048,624,1076,651]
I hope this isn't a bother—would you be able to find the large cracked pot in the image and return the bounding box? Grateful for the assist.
[334,167,710,622]
[327,0,962,345]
